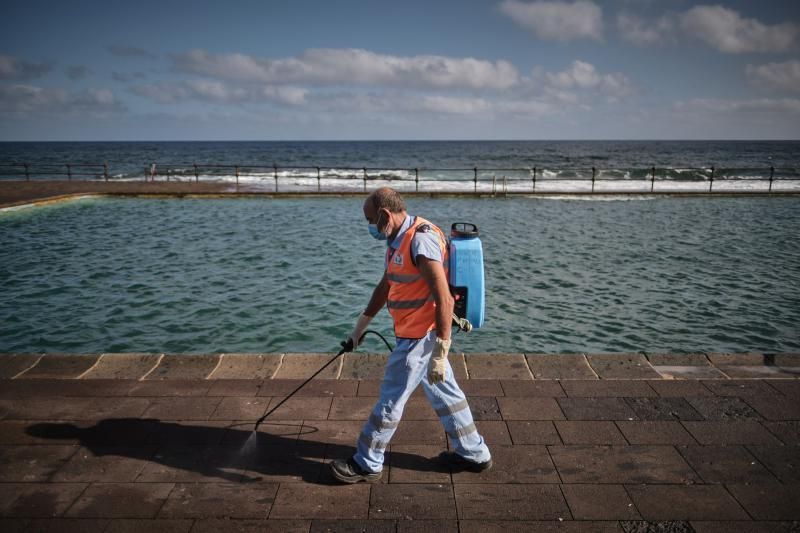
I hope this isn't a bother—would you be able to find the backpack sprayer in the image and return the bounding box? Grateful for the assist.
[251,222,485,433]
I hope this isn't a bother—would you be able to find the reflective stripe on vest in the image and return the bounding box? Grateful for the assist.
[385,216,448,338]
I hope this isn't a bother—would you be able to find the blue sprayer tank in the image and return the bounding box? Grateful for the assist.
[449,222,485,329]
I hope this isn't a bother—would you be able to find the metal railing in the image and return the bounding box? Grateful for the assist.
[1,162,798,194]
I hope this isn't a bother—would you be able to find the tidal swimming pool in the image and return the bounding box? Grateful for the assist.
[1,196,798,354]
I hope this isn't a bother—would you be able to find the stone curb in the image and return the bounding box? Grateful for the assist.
[1,352,798,381]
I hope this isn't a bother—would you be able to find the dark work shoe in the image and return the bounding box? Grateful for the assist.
[438,451,493,473]
[329,457,382,484]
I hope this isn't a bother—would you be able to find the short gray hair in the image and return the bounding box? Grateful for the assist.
[367,187,406,213]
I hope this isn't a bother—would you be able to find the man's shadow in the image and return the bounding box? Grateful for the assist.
[26,419,448,485]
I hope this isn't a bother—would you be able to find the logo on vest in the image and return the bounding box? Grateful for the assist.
[392,253,404,266]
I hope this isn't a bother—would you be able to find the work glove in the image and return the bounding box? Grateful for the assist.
[428,337,451,384]
[348,313,373,349]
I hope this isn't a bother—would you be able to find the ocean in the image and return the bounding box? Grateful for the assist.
[1,141,798,354]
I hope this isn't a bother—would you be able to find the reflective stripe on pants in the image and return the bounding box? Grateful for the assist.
[353,329,491,473]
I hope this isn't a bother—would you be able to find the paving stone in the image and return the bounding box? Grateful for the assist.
[370,483,456,519]
[475,420,513,445]
[454,484,570,520]
[549,445,699,484]
[451,445,559,484]
[768,381,800,399]
[104,518,195,533]
[681,421,782,446]
[744,394,800,421]
[718,366,800,379]
[270,484,370,519]
[258,380,358,398]
[192,518,310,533]
[466,397,501,420]
[1,397,151,421]
[16,355,100,379]
[449,353,469,380]
[561,380,657,398]
[259,396,332,420]
[396,520,459,533]
[158,482,279,518]
[558,397,638,420]
[624,398,703,421]
[689,521,798,533]
[340,353,388,380]
[460,379,504,396]
[647,381,714,398]
[653,366,728,379]
[388,444,451,483]
[0,354,42,379]
[460,521,623,533]
[328,397,376,421]
[0,445,78,481]
[310,519,396,532]
[586,354,660,379]
[138,445,250,484]
[245,443,326,484]
[723,483,800,520]
[525,354,596,380]
[500,380,565,397]
[621,521,699,533]
[646,353,712,366]
[23,518,110,532]
[0,483,87,518]
[273,354,342,379]
[145,420,236,447]
[615,421,697,445]
[497,397,565,420]
[707,353,766,366]
[626,484,748,520]
[80,354,160,379]
[764,421,800,445]
[211,397,270,420]
[205,379,262,397]
[127,379,211,397]
[221,420,302,448]
[506,421,562,445]
[143,355,219,380]
[555,421,627,444]
[391,421,446,445]
[464,354,531,379]
[677,445,777,484]
[52,446,155,482]
[142,397,222,421]
[208,354,281,379]
[561,484,640,520]
[747,445,800,483]
[65,482,174,518]
[401,397,439,420]
[298,421,363,445]
[701,380,775,397]
[687,397,762,420]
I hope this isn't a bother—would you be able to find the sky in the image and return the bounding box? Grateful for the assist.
[1,0,799,140]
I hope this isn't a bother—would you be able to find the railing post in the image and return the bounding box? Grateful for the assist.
[769,166,774,193]
[24,163,30,181]
[316,166,321,192]
[414,168,419,192]
[591,166,596,193]
[473,167,478,192]
[104,162,109,182]
[194,163,199,183]
[503,175,507,196]
[363,168,367,192]
[651,166,655,192]
[67,164,72,181]
[492,174,496,196]
[532,167,536,192]
[709,166,714,193]
[235,165,239,189]
[273,164,278,193]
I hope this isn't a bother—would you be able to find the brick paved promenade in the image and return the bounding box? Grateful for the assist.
[0,352,798,532]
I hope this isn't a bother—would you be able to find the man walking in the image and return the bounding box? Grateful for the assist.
[330,187,492,483]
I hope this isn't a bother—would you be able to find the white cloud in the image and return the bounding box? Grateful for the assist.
[674,97,800,114]
[0,85,124,115]
[681,5,798,53]
[499,0,603,41]
[0,54,52,80]
[66,65,91,80]
[131,80,308,106]
[543,60,633,98]
[746,60,800,93]
[617,13,675,46]
[173,48,520,90]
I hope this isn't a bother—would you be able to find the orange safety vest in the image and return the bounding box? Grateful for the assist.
[385,216,449,338]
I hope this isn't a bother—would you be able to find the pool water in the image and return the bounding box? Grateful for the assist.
[1,196,798,354]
